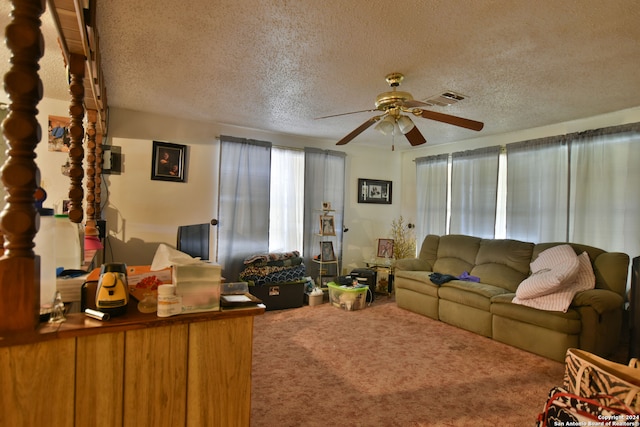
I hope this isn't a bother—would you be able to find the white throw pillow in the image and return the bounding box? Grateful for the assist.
[531,244,577,273]
[512,287,577,313]
[516,254,580,300]
[512,251,595,312]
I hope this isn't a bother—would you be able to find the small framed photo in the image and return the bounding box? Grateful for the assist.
[358,178,392,204]
[322,201,332,210]
[151,141,187,182]
[377,238,395,258]
[321,276,336,287]
[48,115,71,152]
[320,241,335,262]
[320,215,336,236]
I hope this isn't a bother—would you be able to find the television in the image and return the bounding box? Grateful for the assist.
[177,223,210,261]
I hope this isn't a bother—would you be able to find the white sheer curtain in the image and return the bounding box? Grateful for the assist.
[218,136,271,282]
[449,146,500,238]
[569,124,640,258]
[303,148,346,275]
[269,147,305,253]
[506,138,569,243]
[415,154,448,242]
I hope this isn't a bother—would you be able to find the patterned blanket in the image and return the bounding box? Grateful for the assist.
[239,263,307,286]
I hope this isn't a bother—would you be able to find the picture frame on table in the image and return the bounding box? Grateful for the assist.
[151,140,187,182]
[321,276,336,287]
[358,178,392,204]
[320,241,336,262]
[377,238,395,258]
[320,215,336,236]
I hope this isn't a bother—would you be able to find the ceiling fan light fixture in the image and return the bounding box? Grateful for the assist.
[375,115,396,135]
[397,115,415,134]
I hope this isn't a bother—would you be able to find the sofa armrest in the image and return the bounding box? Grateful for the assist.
[571,289,625,314]
[395,258,432,271]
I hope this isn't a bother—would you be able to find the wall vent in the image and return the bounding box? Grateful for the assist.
[424,91,467,107]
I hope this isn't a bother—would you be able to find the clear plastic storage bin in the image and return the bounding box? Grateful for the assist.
[327,282,369,311]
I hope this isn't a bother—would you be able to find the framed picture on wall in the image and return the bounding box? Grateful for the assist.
[358,178,392,204]
[151,141,187,182]
[48,115,71,152]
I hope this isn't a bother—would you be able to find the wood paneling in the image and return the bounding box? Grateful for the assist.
[124,324,189,427]
[187,317,254,427]
[0,338,75,427]
[76,332,125,427]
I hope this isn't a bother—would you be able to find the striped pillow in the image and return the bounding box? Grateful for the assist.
[513,251,595,312]
[531,244,577,273]
[515,254,580,300]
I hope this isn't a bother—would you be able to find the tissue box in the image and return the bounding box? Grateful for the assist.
[327,282,368,311]
[172,263,222,313]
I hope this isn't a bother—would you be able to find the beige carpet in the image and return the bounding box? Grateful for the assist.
[251,297,565,426]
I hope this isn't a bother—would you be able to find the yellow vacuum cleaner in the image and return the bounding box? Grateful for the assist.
[96,263,129,317]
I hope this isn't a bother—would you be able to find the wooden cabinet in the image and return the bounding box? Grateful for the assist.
[0,309,261,427]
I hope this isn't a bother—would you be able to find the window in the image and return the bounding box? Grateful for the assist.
[415,122,640,275]
[269,147,305,252]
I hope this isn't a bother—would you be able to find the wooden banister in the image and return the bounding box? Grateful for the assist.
[0,0,46,334]
[67,53,85,224]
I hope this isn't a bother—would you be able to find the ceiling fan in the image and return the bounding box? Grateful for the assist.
[317,73,484,147]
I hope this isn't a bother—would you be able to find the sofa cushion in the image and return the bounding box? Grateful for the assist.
[470,238,534,292]
[416,234,440,271]
[490,293,582,334]
[438,280,511,311]
[432,234,481,276]
[394,270,439,297]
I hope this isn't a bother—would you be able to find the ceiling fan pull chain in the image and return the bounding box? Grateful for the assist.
[390,124,394,151]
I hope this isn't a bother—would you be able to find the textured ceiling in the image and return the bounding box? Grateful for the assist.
[2,0,640,148]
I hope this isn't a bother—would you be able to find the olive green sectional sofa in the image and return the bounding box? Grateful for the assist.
[394,234,630,362]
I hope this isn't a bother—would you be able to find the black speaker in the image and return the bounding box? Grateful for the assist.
[629,256,640,359]
[350,268,377,302]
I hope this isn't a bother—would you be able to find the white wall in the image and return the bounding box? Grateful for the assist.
[12,95,640,272]
[28,104,403,268]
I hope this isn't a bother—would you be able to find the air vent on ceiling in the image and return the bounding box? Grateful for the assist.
[424,91,467,107]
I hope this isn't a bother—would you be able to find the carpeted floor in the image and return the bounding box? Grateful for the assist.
[251,296,565,426]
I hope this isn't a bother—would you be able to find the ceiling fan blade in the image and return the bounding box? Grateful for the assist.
[336,116,379,145]
[419,110,484,131]
[404,126,427,146]
[315,109,377,120]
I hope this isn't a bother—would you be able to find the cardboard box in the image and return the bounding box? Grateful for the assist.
[248,282,305,311]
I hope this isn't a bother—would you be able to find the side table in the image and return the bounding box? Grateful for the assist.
[364,261,394,294]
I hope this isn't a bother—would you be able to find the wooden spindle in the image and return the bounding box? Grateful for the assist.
[67,53,85,224]
[85,109,97,234]
[0,0,46,333]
